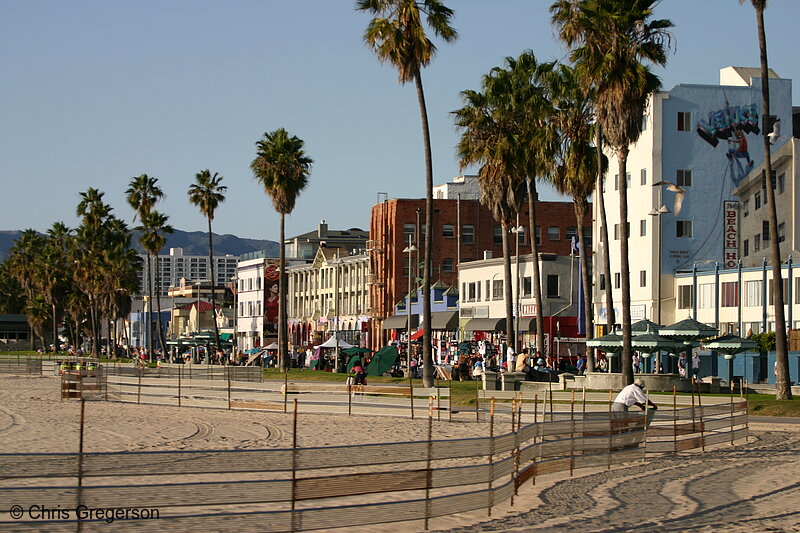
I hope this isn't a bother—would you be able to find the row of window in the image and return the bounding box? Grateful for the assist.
[461,275,561,302]
[613,168,693,191]
[402,223,589,246]
[742,222,786,256]
[678,277,800,309]
[741,172,787,218]
[611,220,693,239]
[599,271,648,290]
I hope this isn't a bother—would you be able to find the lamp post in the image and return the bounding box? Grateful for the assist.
[649,201,670,374]
[511,217,524,354]
[403,236,418,377]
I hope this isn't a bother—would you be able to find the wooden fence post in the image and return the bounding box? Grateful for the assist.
[424,397,433,530]
[570,390,575,476]
[77,396,86,533]
[284,369,289,414]
[475,380,480,423]
[291,398,298,533]
[137,367,142,405]
[178,364,182,407]
[673,385,678,454]
[696,381,704,452]
[348,382,352,416]
[227,366,232,410]
[607,389,612,470]
[448,378,452,423]
[488,397,495,517]
[409,374,415,420]
[514,392,522,497]
[532,394,538,486]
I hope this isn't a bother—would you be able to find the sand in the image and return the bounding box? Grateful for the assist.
[1,375,799,532]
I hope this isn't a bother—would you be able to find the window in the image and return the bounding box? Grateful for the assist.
[754,234,761,251]
[566,226,577,241]
[642,114,648,131]
[546,275,559,298]
[678,285,693,309]
[721,281,739,307]
[442,224,455,238]
[778,173,786,194]
[535,226,541,245]
[640,219,647,237]
[522,276,532,297]
[743,239,749,257]
[485,280,490,300]
[778,223,785,243]
[743,199,749,218]
[762,220,770,241]
[626,173,631,188]
[768,278,789,306]
[492,279,503,300]
[614,272,621,289]
[796,277,800,305]
[754,191,761,210]
[745,280,762,307]
[614,222,630,240]
[676,221,693,238]
[462,224,474,244]
[676,169,692,187]
[678,111,691,131]
[614,174,619,191]
[403,223,416,244]
[403,256,412,277]
[698,283,714,309]
[639,270,647,287]
[441,258,454,272]
[640,168,647,185]
[467,282,477,302]
[548,226,560,240]
[599,274,605,291]
[493,226,503,245]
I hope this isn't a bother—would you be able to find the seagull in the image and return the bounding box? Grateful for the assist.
[768,118,781,145]
[653,181,686,216]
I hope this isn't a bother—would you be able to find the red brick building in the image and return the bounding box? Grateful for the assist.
[367,198,591,348]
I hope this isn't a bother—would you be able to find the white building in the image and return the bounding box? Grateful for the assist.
[433,174,481,200]
[287,248,371,347]
[139,247,238,297]
[458,252,584,356]
[594,66,794,330]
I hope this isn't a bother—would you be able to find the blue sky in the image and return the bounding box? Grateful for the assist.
[1,0,798,242]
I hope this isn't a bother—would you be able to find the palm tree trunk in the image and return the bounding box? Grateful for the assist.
[526,177,545,358]
[575,200,595,371]
[414,69,434,388]
[154,255,167,358]
[502,226,515,355]
[617,149,633,384]
[279,213,288,372]
[208,218,222,355]
[146,253,153,362]
[754,5,791,399]
[596,126,615,333]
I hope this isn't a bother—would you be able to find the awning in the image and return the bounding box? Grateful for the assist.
[220,333,233,341]
[463,318,506,332]
[516,317,537,332]
[430,311,459,330]
[410,329,424,340]
[382,315,419,330]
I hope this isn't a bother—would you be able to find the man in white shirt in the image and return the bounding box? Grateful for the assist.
[612,379,658,414]
[506,346,515,372]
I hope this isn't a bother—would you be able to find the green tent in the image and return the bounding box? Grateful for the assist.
[367,345,399,376]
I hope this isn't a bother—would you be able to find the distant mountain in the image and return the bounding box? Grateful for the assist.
[0,229,279,261]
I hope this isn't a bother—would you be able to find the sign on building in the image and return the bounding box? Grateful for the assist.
[723,200,739,268]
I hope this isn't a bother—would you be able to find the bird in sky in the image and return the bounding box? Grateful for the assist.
[653,181,686,216]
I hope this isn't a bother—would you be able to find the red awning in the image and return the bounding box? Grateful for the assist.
[410,329,425,340]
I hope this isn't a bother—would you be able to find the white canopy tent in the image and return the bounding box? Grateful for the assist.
[316,336,354,349]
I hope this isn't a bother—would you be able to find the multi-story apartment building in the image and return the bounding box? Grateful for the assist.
[368,195,590,349]
[284,221,369,260]
[138,247,238,297]
[594,66,794,331]
[287,248,370,347]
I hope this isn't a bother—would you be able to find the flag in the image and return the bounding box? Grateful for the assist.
[570,236,579,256]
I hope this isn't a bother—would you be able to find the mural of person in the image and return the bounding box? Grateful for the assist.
[264,279,279,334]
[726,128,754,169]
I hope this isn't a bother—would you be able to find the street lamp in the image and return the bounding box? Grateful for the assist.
[649,201,670,373]
[511,218,524,354]
[403,236,418,377]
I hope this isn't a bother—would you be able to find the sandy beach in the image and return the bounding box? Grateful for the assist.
[1,375,799,532]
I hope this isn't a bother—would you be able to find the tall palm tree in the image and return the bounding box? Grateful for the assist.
[552,0,673,384]
[358,0,457,388]
[40,222,73,353]
[188,170,228,355]
[7,229,46,349]
[251,128,312,371]
[137,211,173,360]
[740,0,791,399]
[454,52,550,360]
[126,174,164,360]
[545,63,605,371]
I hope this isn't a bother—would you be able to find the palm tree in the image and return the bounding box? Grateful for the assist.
[40,222,73,353]
[251,128,312,371]
[739,0,790,399]
[7,229,46,349]
[552,0,673,384]
[137,211,173,360]
[358,0,457,388]
[545,63,604,371]
[126,174,164,360]
[188,170,228,355]
[454,52,550,360]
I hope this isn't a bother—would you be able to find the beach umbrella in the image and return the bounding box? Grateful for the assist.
[366,345,399,376]
[659,317,718,342]
[585,331,624,354]
[631,319,661,335]
[702,334,757,357]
